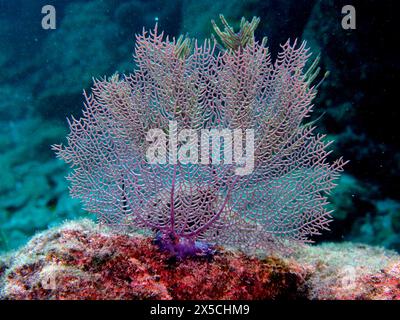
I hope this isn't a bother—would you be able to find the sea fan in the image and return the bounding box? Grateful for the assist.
[53,16,346,255]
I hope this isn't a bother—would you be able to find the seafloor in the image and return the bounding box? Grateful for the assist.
[0,219,399,300]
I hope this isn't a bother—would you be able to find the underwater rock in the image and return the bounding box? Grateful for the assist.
[0,219,398,300]
[0,85,33,121]
[0,118,86,252]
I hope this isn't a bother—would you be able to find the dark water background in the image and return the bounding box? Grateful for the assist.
[0,0,398,253]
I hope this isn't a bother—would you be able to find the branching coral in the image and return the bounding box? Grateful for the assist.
[53,16,346,256]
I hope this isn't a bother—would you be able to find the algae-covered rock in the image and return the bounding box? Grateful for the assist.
[0,220,398,300]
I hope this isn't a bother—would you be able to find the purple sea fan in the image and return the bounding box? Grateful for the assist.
[52,16,347,255]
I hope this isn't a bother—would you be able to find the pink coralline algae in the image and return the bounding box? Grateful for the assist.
[0,220,399,300]
[52,16,346,255]
[0,221,306,299]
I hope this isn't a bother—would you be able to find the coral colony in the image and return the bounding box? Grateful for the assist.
[53,16,346,257]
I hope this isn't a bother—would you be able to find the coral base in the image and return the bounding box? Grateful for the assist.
[0,220,399,300]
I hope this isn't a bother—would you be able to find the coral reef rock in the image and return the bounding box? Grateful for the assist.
[0,220,399,300]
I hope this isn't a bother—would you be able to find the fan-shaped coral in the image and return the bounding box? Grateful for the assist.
[53,16,346,255]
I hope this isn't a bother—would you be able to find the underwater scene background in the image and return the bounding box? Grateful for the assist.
[0,0,398,253]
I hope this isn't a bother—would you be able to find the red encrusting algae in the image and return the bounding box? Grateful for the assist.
[0,220,399,300]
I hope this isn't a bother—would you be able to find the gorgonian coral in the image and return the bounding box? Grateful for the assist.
[53,16,346,255]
